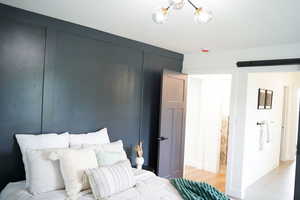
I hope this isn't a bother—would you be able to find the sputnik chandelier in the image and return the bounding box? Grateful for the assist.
[152,0,213,24]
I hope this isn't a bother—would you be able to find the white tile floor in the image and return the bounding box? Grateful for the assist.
[243,161,296,200]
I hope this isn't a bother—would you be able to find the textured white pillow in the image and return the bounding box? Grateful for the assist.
[26,148,67,194]
[84,140,127,166]
[69,128,110,148]
[86,160,135,199]
[50,149,98,200]
[15,133,69,188]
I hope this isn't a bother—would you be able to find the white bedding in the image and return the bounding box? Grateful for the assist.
[0,169,182,200]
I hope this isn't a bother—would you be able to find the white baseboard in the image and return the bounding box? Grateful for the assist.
[227,186,245,199]
[185,160,219,173]
[185,160,203,169]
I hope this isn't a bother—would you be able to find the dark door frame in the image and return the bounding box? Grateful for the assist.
[293,103,300,199]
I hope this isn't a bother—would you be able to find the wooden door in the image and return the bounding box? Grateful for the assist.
[157,70,187,178]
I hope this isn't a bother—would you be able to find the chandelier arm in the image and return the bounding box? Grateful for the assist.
[164,5,171,10]
[187,0,198,9]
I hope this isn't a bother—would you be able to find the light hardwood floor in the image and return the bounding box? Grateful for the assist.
[183,165,226,192]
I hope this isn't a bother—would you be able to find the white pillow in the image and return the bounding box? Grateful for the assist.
[15,133,69,188]
[49,149,98,200]
[26,148,67,194]
[86,160,135,199]
[84,140,127,166]
[83,140,125,152]
[69,128,110,148]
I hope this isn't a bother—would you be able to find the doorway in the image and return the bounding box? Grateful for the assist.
[183,74,232,192]
[242,72,300,200]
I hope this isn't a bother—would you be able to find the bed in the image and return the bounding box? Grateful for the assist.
[0,131,230,200]
[0,169,182,200]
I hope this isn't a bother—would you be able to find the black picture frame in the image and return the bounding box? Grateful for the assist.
[257,88,266,109]
[265,90,273,109]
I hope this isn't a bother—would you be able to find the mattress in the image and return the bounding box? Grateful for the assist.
[0,169,182,200]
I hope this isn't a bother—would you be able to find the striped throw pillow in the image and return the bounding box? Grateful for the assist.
[85,160,135,199]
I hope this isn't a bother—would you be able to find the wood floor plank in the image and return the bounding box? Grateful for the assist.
[183,165,226,192]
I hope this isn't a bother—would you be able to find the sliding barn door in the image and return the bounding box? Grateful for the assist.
[157,70,187,178]
[294,111,300,200]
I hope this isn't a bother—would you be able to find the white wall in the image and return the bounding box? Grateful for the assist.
[185,75,231,173]
[185,77,203,168]
[182,43,300,199]
[183,43,300,74]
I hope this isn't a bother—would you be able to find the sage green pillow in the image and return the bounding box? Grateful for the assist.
[95,151,127,166]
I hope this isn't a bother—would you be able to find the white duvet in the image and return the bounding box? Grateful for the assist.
[0,169,183,200]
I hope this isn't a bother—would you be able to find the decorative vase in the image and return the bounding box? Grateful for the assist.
[135,157,144,170]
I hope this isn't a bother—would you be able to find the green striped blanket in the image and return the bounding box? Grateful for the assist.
[170,178,230,200]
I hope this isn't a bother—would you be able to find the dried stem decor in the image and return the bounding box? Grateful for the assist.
[135,141,143,158]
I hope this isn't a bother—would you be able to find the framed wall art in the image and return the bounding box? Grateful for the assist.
[257,88,273,110]
[257,88,266,110]
[265,90,273,109]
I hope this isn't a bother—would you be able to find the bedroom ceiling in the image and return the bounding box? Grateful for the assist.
[0,0,299,54]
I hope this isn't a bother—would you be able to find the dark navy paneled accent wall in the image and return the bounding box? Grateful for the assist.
[0,4,183,189]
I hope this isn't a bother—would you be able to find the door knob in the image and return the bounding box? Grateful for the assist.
[157,137,168,141]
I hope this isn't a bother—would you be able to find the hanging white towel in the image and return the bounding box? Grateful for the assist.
[265,120,271,143]
[259,124,265,151]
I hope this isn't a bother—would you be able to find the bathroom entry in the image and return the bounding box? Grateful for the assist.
[242,72,300,200]
[183,74,232,192]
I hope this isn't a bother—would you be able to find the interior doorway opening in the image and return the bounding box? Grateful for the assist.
[183,74,232,193]
[242,72,300,200]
